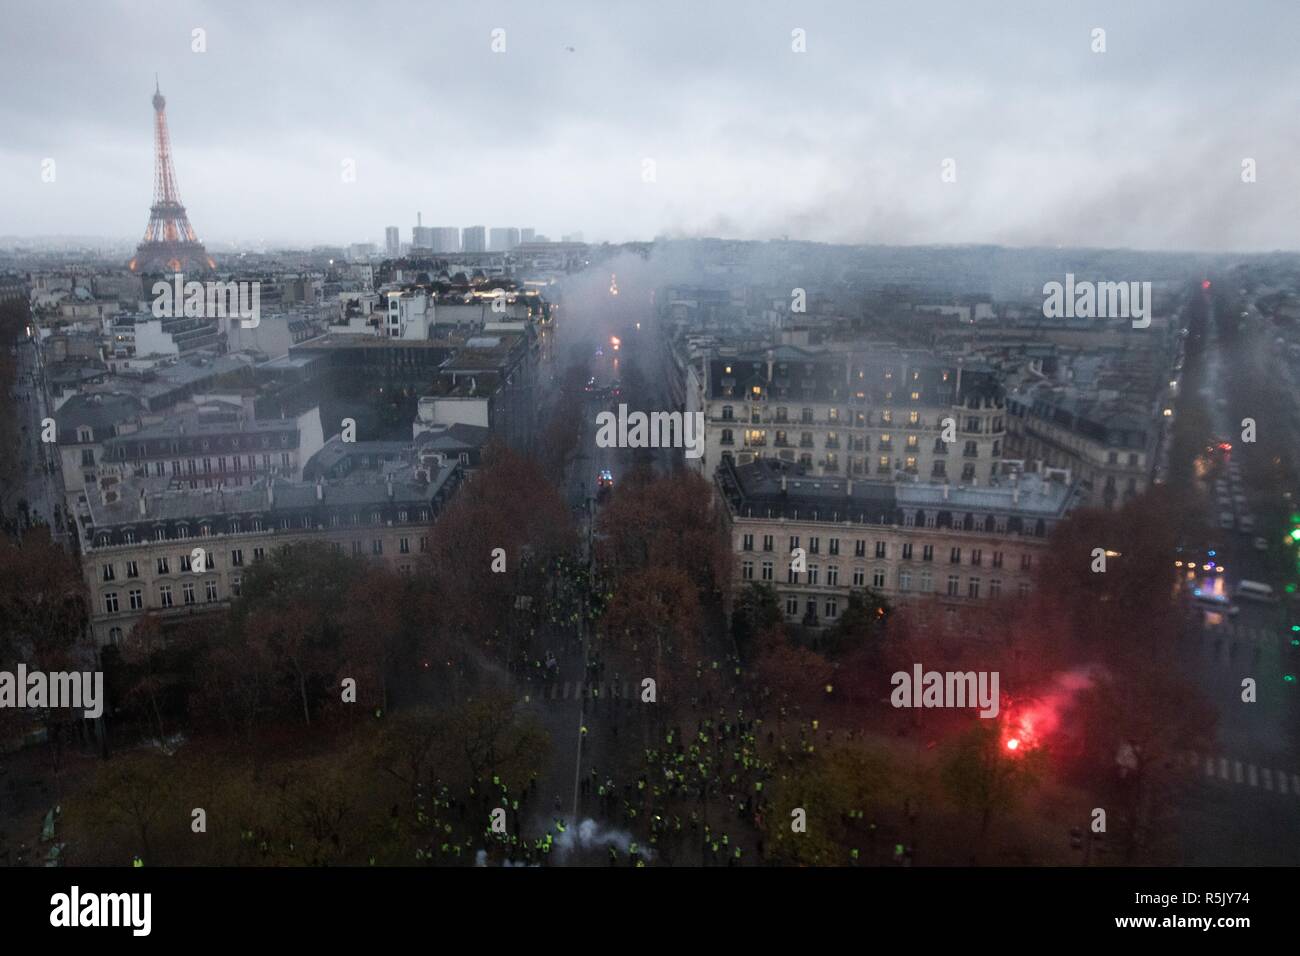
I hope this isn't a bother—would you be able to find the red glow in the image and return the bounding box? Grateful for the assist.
[999,699,1049,755]
[998,670,1096,760]
[1201,279,1212,290]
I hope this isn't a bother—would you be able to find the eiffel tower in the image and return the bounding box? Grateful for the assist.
[128,78,215,276]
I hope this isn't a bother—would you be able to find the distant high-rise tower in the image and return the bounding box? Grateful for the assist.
[129,79,214,275]
[462,225,487,253]
[489,227,520,251]
[385,226,400,257]
[431,227,460,254]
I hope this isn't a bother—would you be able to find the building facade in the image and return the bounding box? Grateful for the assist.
[701,345,1007,487]
[717,457,1076,628]
[80,467,462,646]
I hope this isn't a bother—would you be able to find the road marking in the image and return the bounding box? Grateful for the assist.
[1220,757,1230,779]
[1248,764,1258,787]
[1233,761,1243,784]
[1262,768,1273,791]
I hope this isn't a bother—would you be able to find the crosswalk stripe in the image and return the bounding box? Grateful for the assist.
[1233,761,1243,783]
[1248,764,1258,787]
[1263,768,1273,790]
[1205,756,1215,777]
[1220,757,1229,779]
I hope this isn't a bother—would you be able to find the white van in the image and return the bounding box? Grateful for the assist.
[1235,580,1276,603]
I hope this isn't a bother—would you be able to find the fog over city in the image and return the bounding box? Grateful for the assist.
[2,0,1299,937]
[3,0,1299,250]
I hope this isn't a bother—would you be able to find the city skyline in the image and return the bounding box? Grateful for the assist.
[3,0,1299,252]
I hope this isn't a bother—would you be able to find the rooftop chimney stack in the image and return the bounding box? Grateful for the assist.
[315,476,323,501]
[267,478,274,507]
[138,489,147,516]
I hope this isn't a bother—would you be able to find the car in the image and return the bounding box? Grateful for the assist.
[1219,513,1235,530]
[1236,580,1277,603]
[597,469,614,489]
[1239,515,1256,533]
[1193,588,1233,610]
[1253,536,1269,552]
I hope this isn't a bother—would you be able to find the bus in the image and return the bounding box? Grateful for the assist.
[1235,580,1276,603]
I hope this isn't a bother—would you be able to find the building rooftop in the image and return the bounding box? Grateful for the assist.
[55,392,146,440]
[85,464,461,530]
[717,457,1077,524]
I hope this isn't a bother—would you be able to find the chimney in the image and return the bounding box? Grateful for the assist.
[845,478,853,497]
[386,475,394,499]
[138,488,147,516]
[315,476,323,501]
[942,483,950,501]
[1013,486,1020,505]
[780,474,788,494]
[267,478,274,507]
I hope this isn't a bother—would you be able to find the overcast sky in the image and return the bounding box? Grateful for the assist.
[2,0,1297,251]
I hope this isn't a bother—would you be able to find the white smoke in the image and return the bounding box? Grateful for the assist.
[475,849,541,867]
[473,818,653,866]
[554,818,655,861]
